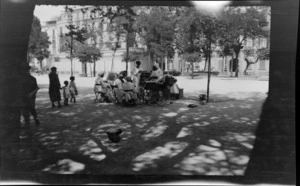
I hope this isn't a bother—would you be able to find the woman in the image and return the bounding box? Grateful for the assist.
[132,61,142,93]
[113,73,125,103]
[49,67,61,108]
[94,72,105,93]
[122,76,138,104]
[149,64,163,81]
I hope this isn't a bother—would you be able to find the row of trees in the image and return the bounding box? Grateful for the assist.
[30,6,270,78]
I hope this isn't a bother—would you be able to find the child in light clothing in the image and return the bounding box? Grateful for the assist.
[170,79,180,100]
[69,76,78,103]
[62,81,71,106]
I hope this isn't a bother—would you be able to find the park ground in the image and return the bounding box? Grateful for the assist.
[16,75,268,178]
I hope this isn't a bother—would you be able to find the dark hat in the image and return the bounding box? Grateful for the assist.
[51,67,57,71]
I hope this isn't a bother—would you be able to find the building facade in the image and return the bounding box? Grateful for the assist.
[41,6,150,76]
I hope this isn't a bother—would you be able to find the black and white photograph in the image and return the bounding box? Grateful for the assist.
[0,0,297,185]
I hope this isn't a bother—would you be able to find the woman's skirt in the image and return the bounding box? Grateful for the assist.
[123,90,138,102]
[113,88,124,103]
[49,88,61,102]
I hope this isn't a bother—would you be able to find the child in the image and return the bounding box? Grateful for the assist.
[170,79,180,100]
[62,81,71,106]
[69,76,78,103]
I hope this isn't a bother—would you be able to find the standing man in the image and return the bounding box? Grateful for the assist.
[21,64,40,128]
[49,67,62,108]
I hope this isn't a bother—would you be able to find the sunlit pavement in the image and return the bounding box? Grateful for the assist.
[17,74,268,176]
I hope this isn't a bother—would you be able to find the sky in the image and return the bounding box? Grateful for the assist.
[34,5,65,22]
[33,2,231,23]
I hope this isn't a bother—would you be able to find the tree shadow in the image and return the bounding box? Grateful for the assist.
[15,84,267,182]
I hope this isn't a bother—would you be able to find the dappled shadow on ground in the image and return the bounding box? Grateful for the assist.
[16,84,266,177]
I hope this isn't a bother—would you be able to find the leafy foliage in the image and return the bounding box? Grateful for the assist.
[122,50,145,62]
[74,45,102,63]
[219,6,270,76]
[28,16,51,70]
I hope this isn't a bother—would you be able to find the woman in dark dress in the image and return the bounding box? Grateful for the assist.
[49,67,62,108]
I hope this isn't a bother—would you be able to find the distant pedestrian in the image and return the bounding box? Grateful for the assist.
[21,64,40,128]
[49,67,62,108]
[170,79,180,100]
[69,76,78,103]
[62,81,71,106]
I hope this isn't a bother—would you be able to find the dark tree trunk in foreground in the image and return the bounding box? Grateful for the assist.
[0,0,36,172]
[245,0,296,184]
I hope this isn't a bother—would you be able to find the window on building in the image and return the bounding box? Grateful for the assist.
[259,60,266,70]
[260,38,267,48]
[247,39,253,48]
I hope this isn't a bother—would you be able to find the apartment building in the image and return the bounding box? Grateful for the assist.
[41,6,150,76]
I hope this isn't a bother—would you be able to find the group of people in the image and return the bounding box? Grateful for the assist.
[93,61,180,105]
[49,67,78,108]
[19,61,180,128]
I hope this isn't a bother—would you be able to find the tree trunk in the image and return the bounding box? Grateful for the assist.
[111,49,116,72]
[70,37,73,76]
[39,59,43,74]
[191,62,194,79]
[234,50,240,77]
[203,57,208,71]
[93,56,96,77]
[89,62,92,77]
[126,31,129,73]
[244,63,250,75]
[207,38,212,102]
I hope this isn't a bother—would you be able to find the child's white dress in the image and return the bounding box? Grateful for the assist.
[62,86,71,99]
[170,83,180,94]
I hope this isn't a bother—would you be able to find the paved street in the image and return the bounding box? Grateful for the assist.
[18,74,268,176]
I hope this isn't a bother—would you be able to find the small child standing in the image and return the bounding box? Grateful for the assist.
[170,79,180,100]
[62,81,71,106]
[69,76,78,103]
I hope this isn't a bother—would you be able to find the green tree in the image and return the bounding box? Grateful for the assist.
[28,16,51,72]
[176,7,203,79]
[134,7,177,71]
[121,50,145,63]
[220,7,270,77]
[61,24,87,76]
[104,17,127,72]
[94,5,137,72]
[74,45,102,76]
[243,47,270,75]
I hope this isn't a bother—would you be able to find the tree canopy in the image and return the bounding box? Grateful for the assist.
[28,16,51,71]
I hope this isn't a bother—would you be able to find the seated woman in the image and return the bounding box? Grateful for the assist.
[149,64,163,81]
[122,76,138,105]
[94,73,111,101]
[113,73,125,103]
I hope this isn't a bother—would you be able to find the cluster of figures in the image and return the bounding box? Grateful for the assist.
[48,67,78,108]
[93,61,180,105]
[19,61,180,128]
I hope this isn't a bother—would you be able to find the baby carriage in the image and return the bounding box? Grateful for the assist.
[143,75,175,106]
